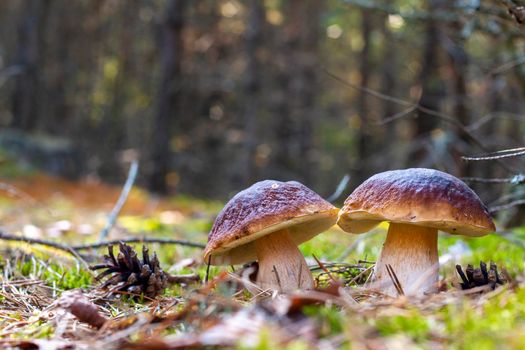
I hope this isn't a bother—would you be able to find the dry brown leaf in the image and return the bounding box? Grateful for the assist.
[58,289,107,329]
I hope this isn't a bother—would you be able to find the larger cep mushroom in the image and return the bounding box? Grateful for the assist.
[337,168,495,296]
[204,180,338,293]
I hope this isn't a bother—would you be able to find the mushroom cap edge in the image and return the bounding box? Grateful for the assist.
[337,168,495,237]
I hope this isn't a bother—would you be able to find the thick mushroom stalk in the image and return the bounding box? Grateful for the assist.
[374,223,438,296]
[254,229,314,292]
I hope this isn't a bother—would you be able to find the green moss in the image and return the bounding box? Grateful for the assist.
[4,194,525,348]
[374,311,431,343]
[11,257,92,290]
[304,305,345,336]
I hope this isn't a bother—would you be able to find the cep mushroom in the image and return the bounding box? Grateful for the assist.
[337,168,495,296]
[204,180,338,293]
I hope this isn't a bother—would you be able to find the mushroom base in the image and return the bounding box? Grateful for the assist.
[374,223,439,296]
[254,229,314,293]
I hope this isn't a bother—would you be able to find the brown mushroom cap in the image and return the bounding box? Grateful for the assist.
[337,168,495,236]
[204,180,338,265]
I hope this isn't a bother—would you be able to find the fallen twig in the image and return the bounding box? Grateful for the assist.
[326,174,351,203]
[204,255,212,284]
[74,237,205,250]
[386,264,404,296]
[0,230,91,270]
[0,231,205,271]
[337,232,378,261]
[167,273,201,284]
[312,255,339,284]
[98,160,139,241]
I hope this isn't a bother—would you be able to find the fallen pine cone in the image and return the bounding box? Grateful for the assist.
[455,261,508,291]
[90,243,169,298]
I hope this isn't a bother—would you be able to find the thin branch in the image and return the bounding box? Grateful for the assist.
[326,174,351,202]
[346,264,375,286]
[204,255,211,284]
[166,273,200,284]
[312,254,338,284]
[323,68,519,173]
[343,0,466,22]
[73,237,205,250]
[464,174,525,187]
[344,0,525,27]
[98,160,139,241]
[489,55,525,75]
[0,231,91,270]
[490,191,525,206]
[272,265,282,290]
[337,233,378,262]
[465,113,494,132]
[298,263,303,288]
[377,106,418,125]
[490,199,525,213]
[500,0,525,24]
[386,264,404,296]
[463,147,525,161]
[324,68,412,107]
[495,231,525,250]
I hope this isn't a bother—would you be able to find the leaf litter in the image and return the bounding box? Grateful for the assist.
[0,238,514,350]
[0,177,522,349]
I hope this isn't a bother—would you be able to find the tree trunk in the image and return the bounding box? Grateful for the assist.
[297,0,321,184]
[379,15,396,136]
[46,2,69,135]
[10,0,51,131]
[410,0,445,164]
[149,0,186,194]
[445,23,470,177]
[356,10,372,183]
[273,1,300,176]
[241,0,265,186]
[274,0,321,183]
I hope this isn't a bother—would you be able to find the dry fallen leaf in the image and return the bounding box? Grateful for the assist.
[58,289,107,329]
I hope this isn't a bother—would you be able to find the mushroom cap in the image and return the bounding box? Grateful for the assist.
[204,180,338,265]
[337,168,495,236]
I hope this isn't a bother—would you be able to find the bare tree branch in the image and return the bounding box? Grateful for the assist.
[74,237,205,250]
[323,68,519,173]
[462,174,525,184]
[490,199,525,213]
[0,230,91,270]
[98,160,139,241]
[326,174,351,203]
[463,147,525,161]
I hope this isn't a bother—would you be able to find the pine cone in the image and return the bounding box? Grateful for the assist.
[456,261,508,291]
[90,243,168,298]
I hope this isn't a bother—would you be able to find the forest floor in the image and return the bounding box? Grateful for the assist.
[1,165,525,349]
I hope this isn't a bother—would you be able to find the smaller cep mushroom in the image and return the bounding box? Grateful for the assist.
[337,168,495,296]
[204,180,338,293]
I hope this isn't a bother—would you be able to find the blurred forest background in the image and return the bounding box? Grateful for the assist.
[0,0,524,211]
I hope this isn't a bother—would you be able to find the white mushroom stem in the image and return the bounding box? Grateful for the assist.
[254,229,314,293]
[374,223,439,296]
